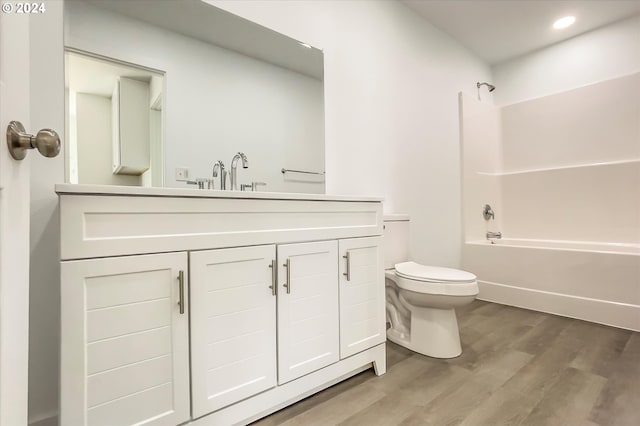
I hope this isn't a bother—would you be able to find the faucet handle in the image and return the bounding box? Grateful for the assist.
[483,204,495,221]
[186,178,207,189]
[252,182,266,192]
[240,183,253,191]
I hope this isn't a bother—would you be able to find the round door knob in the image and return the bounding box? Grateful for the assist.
[6,120,61,160]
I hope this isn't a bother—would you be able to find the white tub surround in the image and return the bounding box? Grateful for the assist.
[57,184,386,426]
[461,73,640,332]
[464,240,640,332]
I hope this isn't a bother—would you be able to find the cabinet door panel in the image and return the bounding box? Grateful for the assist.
[86,298,170,342]
[87,382,173,426]
[277,240,339,384]
[87,354,172,407]
[61,252,189,426]
[339,237,385,358]
[87,326,170,375]
[190,245,277,418]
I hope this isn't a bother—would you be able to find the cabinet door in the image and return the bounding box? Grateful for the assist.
[190,245,277,417]
[277,241,339,384]
[60,253,190,426]
[339,237,385,358]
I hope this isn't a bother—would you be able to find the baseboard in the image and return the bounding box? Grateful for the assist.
[477,280,640,332]
[29,413,57,426]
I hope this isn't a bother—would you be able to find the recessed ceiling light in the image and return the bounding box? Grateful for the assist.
[553,16,576,29]
[299,42,312,49]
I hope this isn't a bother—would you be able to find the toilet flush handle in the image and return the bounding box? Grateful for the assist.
[343,252,351,281]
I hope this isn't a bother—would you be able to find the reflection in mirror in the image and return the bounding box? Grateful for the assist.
[64,0,325,193]
[66,51,165,187]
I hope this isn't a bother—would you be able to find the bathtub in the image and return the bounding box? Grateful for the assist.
[462,239,640,331]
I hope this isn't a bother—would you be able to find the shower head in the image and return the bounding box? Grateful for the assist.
[476,82,496,100]
[477,82,495,92]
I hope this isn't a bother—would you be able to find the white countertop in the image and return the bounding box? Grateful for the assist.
[55,184,383,203]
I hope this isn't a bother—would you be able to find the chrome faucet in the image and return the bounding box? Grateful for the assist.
[486,231,502,240]
[230,152,248,191]
[212,161,226,190]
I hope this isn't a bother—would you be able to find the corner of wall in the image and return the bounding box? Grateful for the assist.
[491,14,640,106]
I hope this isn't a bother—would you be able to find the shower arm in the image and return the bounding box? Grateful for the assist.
[477,82,496,101]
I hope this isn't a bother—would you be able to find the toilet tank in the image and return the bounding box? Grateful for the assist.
[383,215,410,269]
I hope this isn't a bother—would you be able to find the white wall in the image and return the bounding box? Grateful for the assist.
[493,14,640,106]
[212,0,492,267]
[65,0,325,194]
[75,93,142,186]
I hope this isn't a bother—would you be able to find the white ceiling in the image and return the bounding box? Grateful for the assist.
[402,0,640,65]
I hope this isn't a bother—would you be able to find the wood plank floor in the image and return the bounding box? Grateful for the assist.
[252,301,639,426]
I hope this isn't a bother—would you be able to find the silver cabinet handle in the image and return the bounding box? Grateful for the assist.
[6,121,61,160]
[177,270,185,314]
[283,258,291,294]
[268,260,277,296]
[343,252,351,281]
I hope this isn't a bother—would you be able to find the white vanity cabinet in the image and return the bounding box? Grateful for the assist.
[58,185,386,426]
[60,252,190,426]
[339,237,386,358]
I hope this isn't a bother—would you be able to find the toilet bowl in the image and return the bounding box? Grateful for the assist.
[384,215,478,358]
[385,262,478,358]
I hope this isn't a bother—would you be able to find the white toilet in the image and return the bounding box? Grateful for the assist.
[384,215,478,358]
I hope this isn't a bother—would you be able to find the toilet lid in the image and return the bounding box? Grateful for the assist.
[395,262,476,283]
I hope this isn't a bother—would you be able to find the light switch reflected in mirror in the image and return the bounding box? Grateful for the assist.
[64,0,325,194]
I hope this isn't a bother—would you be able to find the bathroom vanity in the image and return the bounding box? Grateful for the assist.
[57,184,386,426]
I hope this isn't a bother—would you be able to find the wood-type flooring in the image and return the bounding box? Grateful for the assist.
[253,301,639,426]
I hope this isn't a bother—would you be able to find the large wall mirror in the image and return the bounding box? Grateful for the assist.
[64,0,325,193]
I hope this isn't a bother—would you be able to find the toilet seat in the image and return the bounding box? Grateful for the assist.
[389,262,478,297]
[395,262,477,283]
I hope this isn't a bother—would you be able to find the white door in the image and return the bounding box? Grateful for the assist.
[0,7,63,425]
[277,240,339,384]
[60,252,190,426]
[190,245,277,418]
[339,237,386,358]
[0,11,31,426]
